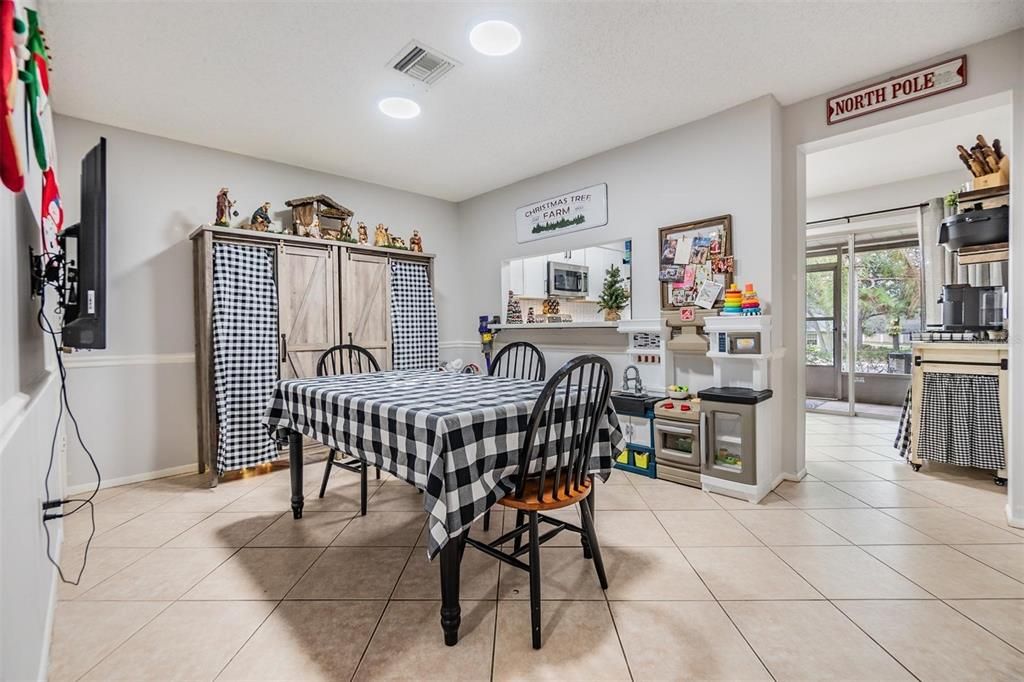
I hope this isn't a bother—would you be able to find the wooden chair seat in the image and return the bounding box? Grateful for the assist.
[497,476,591,511]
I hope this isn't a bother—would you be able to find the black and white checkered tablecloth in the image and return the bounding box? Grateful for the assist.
[262,370,626,558]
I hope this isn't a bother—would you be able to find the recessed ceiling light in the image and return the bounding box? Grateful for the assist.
[378,97,421,119]
[469,20,521,56]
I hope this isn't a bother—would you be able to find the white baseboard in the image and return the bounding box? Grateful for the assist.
[782,468,807,482]
[64,352,195,369]
[1007,505,1024,530]
[39,525,62,682]
[65,463,199,495]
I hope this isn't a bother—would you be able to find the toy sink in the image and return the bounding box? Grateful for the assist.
[610,392,659,417]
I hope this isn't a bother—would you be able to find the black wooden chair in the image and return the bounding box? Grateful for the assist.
[315,343,381,514]
[483,341,546,531]
[489,341,546,382]
[467,354,612,649]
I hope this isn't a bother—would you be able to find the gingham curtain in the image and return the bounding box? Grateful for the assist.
[389,260,439,370]
[915,372,1005,469]
[212,243,279,472]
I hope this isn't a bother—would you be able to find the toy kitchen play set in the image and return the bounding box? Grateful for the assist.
[612,306,782,504]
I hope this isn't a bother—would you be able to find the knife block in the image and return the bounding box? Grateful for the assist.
[973,156,1010,190]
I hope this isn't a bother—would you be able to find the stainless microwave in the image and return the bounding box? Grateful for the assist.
[548,262,589,297]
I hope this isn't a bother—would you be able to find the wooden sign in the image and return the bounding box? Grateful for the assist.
[515,183,608,243]
[827,55,966,125]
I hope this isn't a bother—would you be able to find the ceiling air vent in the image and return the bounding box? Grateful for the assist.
[390,41,458,85]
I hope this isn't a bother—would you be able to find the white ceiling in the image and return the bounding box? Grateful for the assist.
[806,104,1014,198]
[41,1,1024,202]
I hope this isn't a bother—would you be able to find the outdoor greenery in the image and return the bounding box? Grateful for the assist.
[806,246,921,374]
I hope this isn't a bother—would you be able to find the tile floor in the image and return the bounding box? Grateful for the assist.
[50,413,1024,681]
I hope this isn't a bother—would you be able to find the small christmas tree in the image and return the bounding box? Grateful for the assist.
[597,265,629,321]
[505,290,523,324]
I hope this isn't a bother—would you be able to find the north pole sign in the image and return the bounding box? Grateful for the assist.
[827,56,966,125]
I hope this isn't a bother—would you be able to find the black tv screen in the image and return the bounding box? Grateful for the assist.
[61,137,107,349]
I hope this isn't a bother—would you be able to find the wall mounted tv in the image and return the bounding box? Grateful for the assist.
[60,137,107,349]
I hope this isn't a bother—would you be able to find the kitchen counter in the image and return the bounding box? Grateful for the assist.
[911,341,1008,351]
[491,321,620,330]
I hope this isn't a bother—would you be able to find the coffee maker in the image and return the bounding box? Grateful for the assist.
[940,284,1005,330]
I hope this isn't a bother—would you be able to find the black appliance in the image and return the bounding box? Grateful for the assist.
[938,206,1009,252]
[61,137,107,349]
[939,284,1004,331]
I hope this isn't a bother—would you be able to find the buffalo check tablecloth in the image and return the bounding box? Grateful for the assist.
[263,369,626,558]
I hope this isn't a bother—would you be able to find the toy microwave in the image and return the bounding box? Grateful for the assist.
[704,316,771,357]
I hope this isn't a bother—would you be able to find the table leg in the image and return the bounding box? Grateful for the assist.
[439,536,464,646]
[582,478,595,559]
[289,430,304,519]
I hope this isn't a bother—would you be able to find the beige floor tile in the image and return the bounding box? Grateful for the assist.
[709,490,795,509]
[633,479,721,510]
[805,460,882,481]
[165,511,280,548]
[602,546,713,600]
[220,482,296,513]
[61,510,139,547]
[601,469,633,485]
[724,600,912,681]
[807,508,939,545]
[883,507,1023,544]
[336,511,427,546]
[497,546,606,600]
[91,511,210,547]
[682,547,821,600]
[395,548,499,600]
[48,600,169,682]
[494,600,630,681]
[79,547,234,601]
[773,545,932,599]
[836,600,1024,681]
[539,510,674,548]
[593,484,648,510]
[731,509,850,546]
[184,547,322,600]
[804,449,838,461]
[774,481,867,508]
[302,472,384,512]
[355,600,495,681]
[897,479,1009,508]
[847,460,935,481]
[612,601,769,680]
[957,506,1024,538]
[814,445,890,462]
[57,547,152,600]
[946,600,1024,652]
[828,480,943,508]
[288,546,410,600]
[248,511,353,547]
[952,544,1024,582]
[864,545,1024,599]
[82,600,275,681]
[151,487,245,513]
[218,600,386,681]
[655,510,762,547]
[367,481,428,511]
[94,488,182,515]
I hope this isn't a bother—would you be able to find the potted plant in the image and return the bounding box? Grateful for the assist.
[597,264,629,321]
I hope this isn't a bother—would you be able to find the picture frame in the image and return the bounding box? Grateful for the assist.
[659,214,733,310]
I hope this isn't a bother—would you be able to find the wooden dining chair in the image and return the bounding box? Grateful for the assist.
[483,341,547,530]
[467,354,612,649]
[489,341,546,382]
[315,343,381,514]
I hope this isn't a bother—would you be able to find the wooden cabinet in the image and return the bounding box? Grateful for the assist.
[279,245,338,379]
[341,250,391,370]
[190,225,434,479]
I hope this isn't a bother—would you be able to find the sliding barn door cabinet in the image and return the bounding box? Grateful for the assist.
[190,225,434,479]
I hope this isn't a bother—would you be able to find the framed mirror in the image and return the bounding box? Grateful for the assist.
[658,214,733,311]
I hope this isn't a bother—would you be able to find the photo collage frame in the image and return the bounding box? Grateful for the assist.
[658,215,733,310]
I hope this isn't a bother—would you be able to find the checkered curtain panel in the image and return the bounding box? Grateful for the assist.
[916,372,1005,469]
[390,260,439,370]
[212,243,280,472]
[894,387,912,459]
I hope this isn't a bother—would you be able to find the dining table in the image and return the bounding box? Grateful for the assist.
[262,368,626,645]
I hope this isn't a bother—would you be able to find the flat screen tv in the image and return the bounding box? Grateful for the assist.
[60,137,107,349]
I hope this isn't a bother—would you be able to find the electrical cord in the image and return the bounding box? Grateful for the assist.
[37,255,103,586]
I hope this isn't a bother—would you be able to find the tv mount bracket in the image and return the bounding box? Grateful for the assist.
[29,246,66,300]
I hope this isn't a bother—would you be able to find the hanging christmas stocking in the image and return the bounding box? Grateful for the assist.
[0,0,27,192]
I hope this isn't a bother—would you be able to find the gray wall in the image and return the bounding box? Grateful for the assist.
[55,116,462,487]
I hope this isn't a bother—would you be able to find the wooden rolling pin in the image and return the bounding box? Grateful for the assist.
[957,145,985,176]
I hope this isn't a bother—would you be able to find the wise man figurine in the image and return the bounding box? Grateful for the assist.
[357,221,368,244]
[409,230,423,253]
[215,187,237,227]
[250,202,272,231]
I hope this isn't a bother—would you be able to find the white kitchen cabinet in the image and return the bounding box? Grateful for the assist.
[523,256,548,298]
[508,259,525,295]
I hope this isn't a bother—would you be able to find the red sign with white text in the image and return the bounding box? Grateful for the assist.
[827,56,966,125]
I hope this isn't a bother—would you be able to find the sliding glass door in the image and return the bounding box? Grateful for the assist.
[806,254,841,400]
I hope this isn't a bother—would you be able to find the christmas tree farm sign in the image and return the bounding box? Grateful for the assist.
[515,183,608,243]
